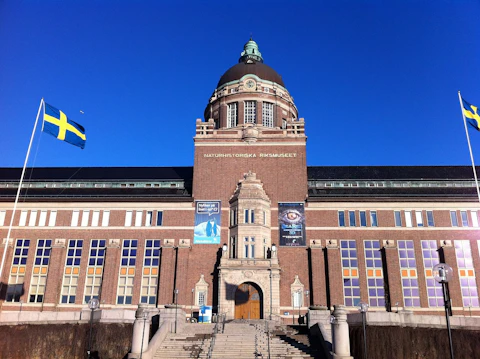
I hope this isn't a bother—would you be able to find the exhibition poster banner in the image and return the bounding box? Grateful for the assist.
[278,202,306,247]
[194,200,221,244]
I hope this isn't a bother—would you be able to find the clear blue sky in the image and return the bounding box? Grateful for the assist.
[1,0,480,169]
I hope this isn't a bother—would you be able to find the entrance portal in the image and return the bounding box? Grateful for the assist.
[234,283,263,319]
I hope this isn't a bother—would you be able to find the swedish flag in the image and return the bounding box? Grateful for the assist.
[462,97,480,131]
[43,102,86,149]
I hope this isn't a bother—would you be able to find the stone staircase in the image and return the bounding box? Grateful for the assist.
[154,320,320,358]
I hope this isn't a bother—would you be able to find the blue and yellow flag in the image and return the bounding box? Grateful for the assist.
[43,102,86,149]
[462,97,480,131]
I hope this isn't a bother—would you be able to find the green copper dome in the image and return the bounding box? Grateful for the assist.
[239,38,263,63]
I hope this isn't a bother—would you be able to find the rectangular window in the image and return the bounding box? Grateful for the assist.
[91,211,100,227]
[198,291,206,306]
[360,211,367,227]
[38,211,47,227]
[84,239,106,303]
[244,101,256,123]
[263,210,267,226]
[125,211,133,226]
[145,211,153,227]
[370,211,378,227]
[251,244,255,258]
[427,211,435,227]
[398,240,420,307]
[450,211,458,227]
[117,239,137,305]
[48,211,57,226]
[0,210,5,226]
[6,239,30,302]
[455,240,479,307]
[141,239,161,305]
[71,210,79,227]
[19,210,27,226]
[81,210,90,227]
[421,240,443,307]
[293,290,303,307]
[461,211,469,227]
[471,211,479,227]
[405,211,412,227]
[394,211,402,227]
[29,239,52,303]
[156,211,163,226]
[135,211,142,227]
[349,211,356,227]
[250,210,254,224]
[227,103,238,128]
[262,102,274,127]
[364,240,385,307]
[61,239,83,304]
[282,118,287,129]
[28,210,37,226]
[101,211,110,227]
[338,211,345,227]
[245,244,249,258]
[415,211,423,227]
[340,240,360,306]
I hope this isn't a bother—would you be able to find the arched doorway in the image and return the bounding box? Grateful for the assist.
[234,282,263,319]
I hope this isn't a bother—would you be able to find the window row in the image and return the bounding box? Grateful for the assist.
[226,101,275,128]
[338,210,378,227]
[340,239,479,308]
[229,208,267,226]
[0,210,58,227]
[124,210,163,227]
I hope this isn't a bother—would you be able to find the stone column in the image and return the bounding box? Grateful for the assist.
[309,241,327,306]
[130,305,150,357]
[331,305,353,359]
[100,239,121,305]
[44,239,66,304]
[158,240,176,305]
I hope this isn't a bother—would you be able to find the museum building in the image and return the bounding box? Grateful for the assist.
[0,40,479,321]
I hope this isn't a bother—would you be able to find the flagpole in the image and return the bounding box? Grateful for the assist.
[458,91,480,203]
[0,98,45,292]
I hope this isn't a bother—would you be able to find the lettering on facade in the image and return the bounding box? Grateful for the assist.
[203,153,297,158]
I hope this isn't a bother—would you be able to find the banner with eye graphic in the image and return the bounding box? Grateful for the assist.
[278,202,306,247]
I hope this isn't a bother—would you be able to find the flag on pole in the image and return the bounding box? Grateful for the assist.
[43,102,87,149]
[461,97,480,131]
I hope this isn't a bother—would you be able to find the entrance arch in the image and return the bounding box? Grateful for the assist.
[234,282,263,319]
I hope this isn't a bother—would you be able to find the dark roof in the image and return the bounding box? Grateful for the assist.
[217,62,285,88]
[0,167,193,181]
[307,166,478,180]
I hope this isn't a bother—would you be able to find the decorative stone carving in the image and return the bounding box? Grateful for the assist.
[326,239,338,248]
[383,239,396,248]
[109,238,120,248]
[242,124,259,143]
[310,239,322,248]
[163,239,175,247]
[178,239,191,248]
[441,240,452,247]
[54,238,66,247]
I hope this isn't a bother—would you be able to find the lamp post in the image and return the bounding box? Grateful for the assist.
[357,301,369,359]
[87,298,100,359]
[433,263,454,359]
[304,290,309,326]
[191,288,195,320]
[297,289,302,324]
[174,289,179,333]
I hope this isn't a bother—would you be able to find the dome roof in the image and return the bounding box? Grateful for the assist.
[217,61,285,88]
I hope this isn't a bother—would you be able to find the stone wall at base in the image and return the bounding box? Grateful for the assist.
[0,323,133,359]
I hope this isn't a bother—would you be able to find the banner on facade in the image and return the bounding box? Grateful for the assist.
[194,200,221,244]
[278,202,306,247]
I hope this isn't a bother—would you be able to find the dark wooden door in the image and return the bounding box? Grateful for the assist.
[234,283,261,319]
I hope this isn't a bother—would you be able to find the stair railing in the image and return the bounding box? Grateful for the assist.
[265,319,271,359]
[207,314,221,359]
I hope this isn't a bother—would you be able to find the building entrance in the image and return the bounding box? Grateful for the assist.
[234,282,262,319]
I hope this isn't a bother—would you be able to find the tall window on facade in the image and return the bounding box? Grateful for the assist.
[81,210,90,227]
[0,210,6,226]
[38,211,47,226]
[244,101,256,123]
[471,211,479,227]
[364,240,385,307]
[102,210,110,227]
[292,290,303,307]
[141,240,160,305]
[29,239,52,303]
[84,239,106,303]
[426,211,435,227]
[227,103,238,128]
[394,211,402,227]
[125,210,133,226]
[338,211,345,227]
[28,210,37,226]
[460,211,469,226]
[405,211,413,227]
[262,102,274,127]
[6,239,30,302]
[450,211,458,227]
[398,240,420,307]
[340,240,360,306]
[370,211,378,227]
[91,210,100,227]
[117,239,137,304]
[348,211,356,227]
[145,211,153,226]
[360,211,367,227]
[19,210,27,226]
[415,211,423,227]
[156,211,163,226]
[135,211,143,227]
[455,240,479,307]
[244,209,254,224]
[61,239,83,304]
[421,240,443,307]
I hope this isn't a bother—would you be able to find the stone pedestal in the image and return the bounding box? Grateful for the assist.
[332,305,353,359]
[131,305,150,356]
[159,307,186,333]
